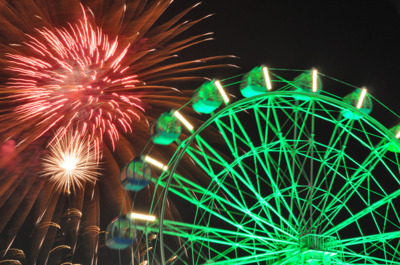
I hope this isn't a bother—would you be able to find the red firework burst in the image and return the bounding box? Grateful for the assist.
[0,0,229,150]
[6,4,143,151]
[0,0,233,264]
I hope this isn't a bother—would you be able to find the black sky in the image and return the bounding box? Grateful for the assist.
[4,1,400,264]
[174,0,400,126]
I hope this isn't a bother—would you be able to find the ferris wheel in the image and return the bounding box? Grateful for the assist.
[107,67,400,265]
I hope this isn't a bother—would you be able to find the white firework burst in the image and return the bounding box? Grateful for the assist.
[41,131,100,194]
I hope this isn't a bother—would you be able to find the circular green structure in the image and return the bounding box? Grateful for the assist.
[131,69,400,265]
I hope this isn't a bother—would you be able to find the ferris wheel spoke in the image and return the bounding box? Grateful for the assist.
[330,177,391,227]
[337,234,400,263]
[277,141,331,229]
[369,154,400,190]
[260,147,308,230]
[300,100,317,230]
[203,118,272,213]
[212,106,262,156]
[250,101,309,231]
[311,146,343,186]
[337,249,400,264]
[260,149,304,230]
[323,188,400,236]
[253,104,268,145]
[163,242,191,265]
[137,223,231,264]
[218,131,306,234]
[353,118,390,149]
[161,220,291,249]
[213,112,280,194]
[182,147,253,215]
[156,219,297,264]
[190,137,220,177]
[185,133,300,236]
[252,98,283,146]
[212,119,241,160]
[166,172,294,243]
[265,100,319,228]
[312,153,349,228]
[318,144,390,229]
[202,252,283,265]
[182,151,256,221]
[343,121,384,151]
[210,122,283,229]
[269,97,313,139]
[227,168,299,236]
[333,230,400,248]
[292,100,315,142]
[261,140,310,229]
[312,118,356,225]
[216,107,260,150]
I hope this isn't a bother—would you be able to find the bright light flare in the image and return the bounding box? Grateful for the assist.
[41,131,100,194]
[312,68,318,92]
[174,111,194,132]
[262,66,272,90]
[356,87,368,109]
[130,212,156,222]
[144,155,168,171]
[61,157,78,171]
[215,80,229,104]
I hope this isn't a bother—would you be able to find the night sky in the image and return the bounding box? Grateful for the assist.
[2,1,400,264]
[175,0,400,126]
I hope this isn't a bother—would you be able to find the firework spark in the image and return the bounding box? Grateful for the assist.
[41,131,100,194]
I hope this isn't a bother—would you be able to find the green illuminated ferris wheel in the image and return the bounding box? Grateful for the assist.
[128,67,400,265]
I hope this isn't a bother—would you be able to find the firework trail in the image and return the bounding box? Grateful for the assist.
[0,0,233,264]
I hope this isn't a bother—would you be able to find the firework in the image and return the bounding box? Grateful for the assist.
[5,3,143,152]
[41,131,100,194]
[0,0,232,264]
[0,0,229,150]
